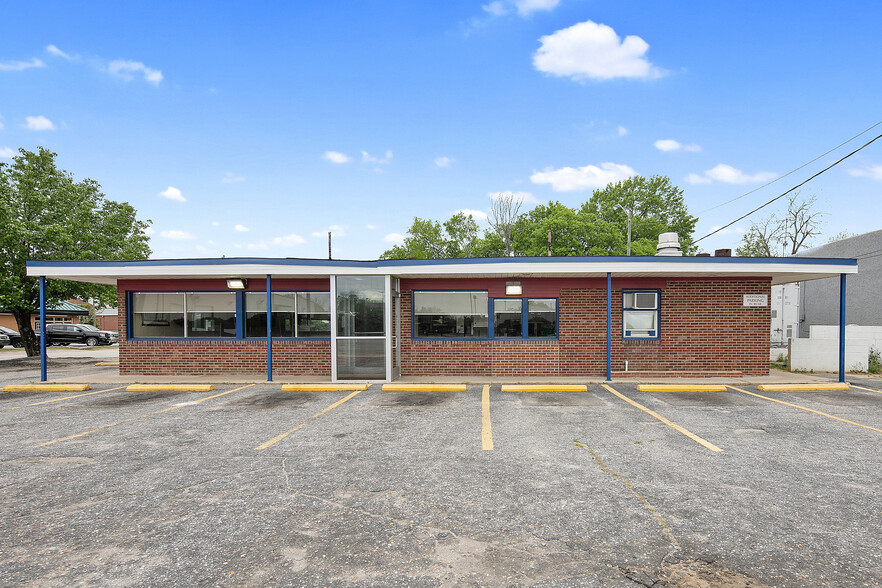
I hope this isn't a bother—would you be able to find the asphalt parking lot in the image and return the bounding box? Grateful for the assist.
[1,372,880,586]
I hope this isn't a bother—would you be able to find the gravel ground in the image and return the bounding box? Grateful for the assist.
[0,365,880,586]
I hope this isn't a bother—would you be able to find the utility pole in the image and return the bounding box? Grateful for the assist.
[328,231,332,260]
[547,229,552,256]
[615,204,632,256]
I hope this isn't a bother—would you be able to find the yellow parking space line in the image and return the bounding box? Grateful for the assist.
[7,386,125,410]
[36,384,254,447]
[757,383,850,392]
[255,389,364,450]
[602,384,723,452]
[481,385,493,451]
[281,383,369,392]
[126,384,215,392]
[3,384,91,393]
[153,384,255,414]
[381,383,467,392]
[727,385,882,434]
[851,384,882,395]
[95,362,119,366]
[637,384,727,393]
[500,385,588,392]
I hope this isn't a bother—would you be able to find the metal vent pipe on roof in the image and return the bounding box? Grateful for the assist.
[656,232,683,256]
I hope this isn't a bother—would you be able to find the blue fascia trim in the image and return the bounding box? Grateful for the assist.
[27,255,860,270]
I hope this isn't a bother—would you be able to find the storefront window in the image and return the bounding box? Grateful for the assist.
[131,293,185,338]
[413,291,489,338]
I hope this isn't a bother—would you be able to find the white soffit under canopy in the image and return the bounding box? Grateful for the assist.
[27,257,858,287]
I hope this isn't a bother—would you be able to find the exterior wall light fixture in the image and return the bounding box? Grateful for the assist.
[505,281,522,296]
[226,278,247,289]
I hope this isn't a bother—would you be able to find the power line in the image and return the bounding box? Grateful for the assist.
[694,132,882,244]
[696,119,882,214]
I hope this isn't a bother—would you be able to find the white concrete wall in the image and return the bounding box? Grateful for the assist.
[790,338,870,372]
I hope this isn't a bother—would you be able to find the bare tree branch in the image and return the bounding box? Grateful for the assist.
[488,192,524,256]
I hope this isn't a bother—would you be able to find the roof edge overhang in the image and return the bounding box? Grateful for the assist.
[26,256,858,287]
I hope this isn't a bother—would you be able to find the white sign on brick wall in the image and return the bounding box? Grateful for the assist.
[743,294,768,307]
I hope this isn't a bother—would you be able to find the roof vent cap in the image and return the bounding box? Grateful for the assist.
[656,232,683,256]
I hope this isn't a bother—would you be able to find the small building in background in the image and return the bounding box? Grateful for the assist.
[0,301,89,331]
[797,229,882,337]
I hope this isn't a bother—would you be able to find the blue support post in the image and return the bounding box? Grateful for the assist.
[839,273,846,383]
[606,272,612,382]
[39,276,47,382]
[266,274,273,382]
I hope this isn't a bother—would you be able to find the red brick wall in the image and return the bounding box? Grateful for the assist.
[117,289,331,376]
[117,278,770,378]
[400,279,770,378]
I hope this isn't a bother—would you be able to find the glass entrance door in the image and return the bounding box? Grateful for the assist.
[332,275,387,380]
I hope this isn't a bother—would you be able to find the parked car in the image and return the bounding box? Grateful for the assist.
[45,323,114,346]
[0,331,9,347]
[79,323,118,344]
[0,326,22,348]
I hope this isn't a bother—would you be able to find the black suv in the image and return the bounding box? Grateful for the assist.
[46,324,114,346]
[0,326,22,348]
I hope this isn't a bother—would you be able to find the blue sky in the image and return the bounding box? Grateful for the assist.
[2,0,881,259]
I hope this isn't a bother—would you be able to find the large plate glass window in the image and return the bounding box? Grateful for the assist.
[297,292,331,337]
[494,299,522,338]
[527,298,557,338]
[131,293,185,338]
[244,292,330,338]
[186,293,236,338]
[413,291,488,338]
[622,291,659,339]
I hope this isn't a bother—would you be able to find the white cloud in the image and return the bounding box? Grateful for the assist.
[23,116,56,131]
[434,156,455,168]
[211,221,221,226]
[221,172,245,183]
[0,147,14,159]
[312,225,347,238]
[366,224,377,230]
[45,45,73,60]
[384,233,406,243]
[515,0,559,15]
[654,139,701,152]
[323,151,351,164]
[234,224,249,232]
[533,20,664,82]
[847,164,882,181]
[457,208,490,222]
[160,230,195,240]
[481,0,557,17]
[530,162,636,191]
[143,226,155,235]
[482,1,507,16]
[617,126,628,137]
[272,233,306,246]
[108,60,163,85]
[685,173,712,185]
[159,186,186,202]
[361,150,393,164]
[0,57,45,72]
[704,164,776,184]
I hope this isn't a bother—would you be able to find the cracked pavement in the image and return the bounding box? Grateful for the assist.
[1,377,880,586]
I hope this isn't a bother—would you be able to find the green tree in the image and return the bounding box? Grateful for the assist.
[0,147,152,356]
[582,175,698,255]
[511,201,594,256]
[381,212,485,259]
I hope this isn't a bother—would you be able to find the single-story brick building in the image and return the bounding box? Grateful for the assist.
[28,241,857,381]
